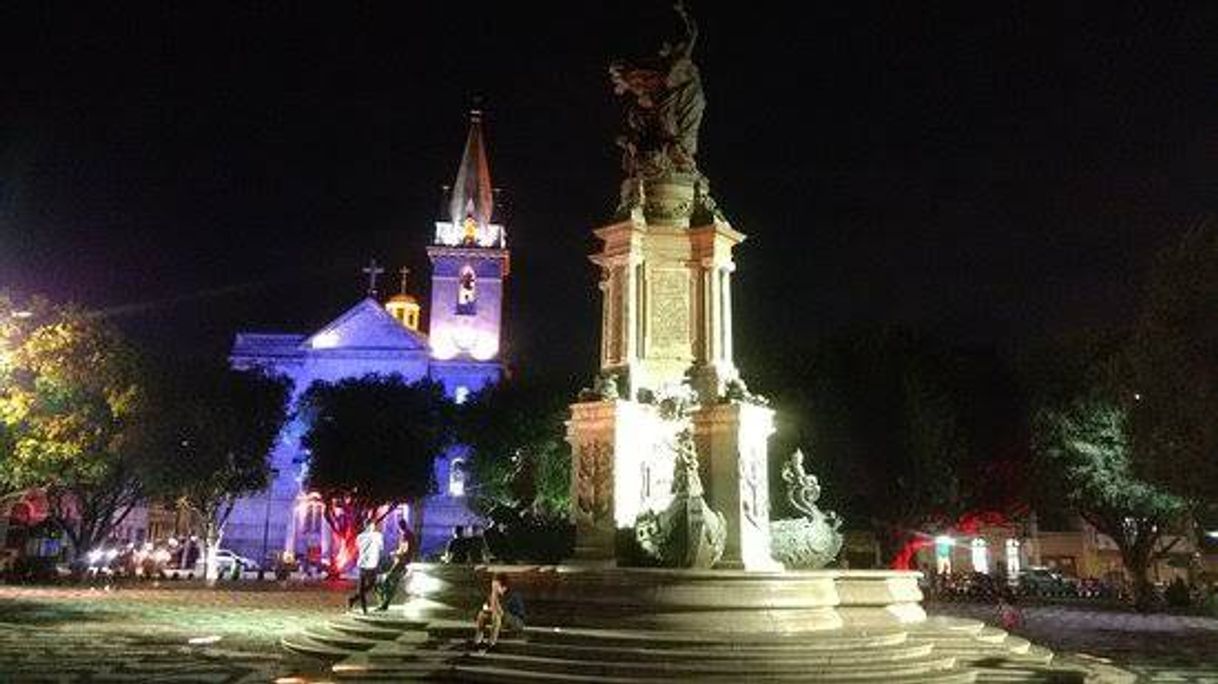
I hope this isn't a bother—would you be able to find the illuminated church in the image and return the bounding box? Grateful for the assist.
[224,111,509,563]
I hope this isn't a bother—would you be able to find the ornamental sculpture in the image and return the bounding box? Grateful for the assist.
[769,449,844,569]
[635,428,727,568]
[610,1,724,224]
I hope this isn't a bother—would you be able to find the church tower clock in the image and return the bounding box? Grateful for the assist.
[427,110,509,395]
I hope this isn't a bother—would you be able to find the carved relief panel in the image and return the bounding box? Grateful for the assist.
[575,441,614,525]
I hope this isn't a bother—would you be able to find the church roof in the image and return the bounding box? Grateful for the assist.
[302,297,429,352]
[448,109,494,230]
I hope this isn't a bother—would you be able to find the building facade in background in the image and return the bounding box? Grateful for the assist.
[224,111,509,566]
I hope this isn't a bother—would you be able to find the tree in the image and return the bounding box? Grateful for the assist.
[1033,395,1187,610]
[300,375,451,574]
[458,376,573,520]
[1129,221,1218,510]
[135,361,289,582]
[0,296,145,561]
[763,328,988,566]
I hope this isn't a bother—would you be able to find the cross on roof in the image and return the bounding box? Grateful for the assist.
[362,258,385,296]
[398,266,411,295]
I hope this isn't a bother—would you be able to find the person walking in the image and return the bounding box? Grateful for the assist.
[347,520,384,614]
[376,536,413,611]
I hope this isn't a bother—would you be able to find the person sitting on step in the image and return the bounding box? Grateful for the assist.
[472,573,525,651]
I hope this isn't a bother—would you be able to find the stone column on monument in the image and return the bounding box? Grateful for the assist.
[722,263,734,366]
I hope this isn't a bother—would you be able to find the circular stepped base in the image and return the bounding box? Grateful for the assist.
[280,566,1133,682]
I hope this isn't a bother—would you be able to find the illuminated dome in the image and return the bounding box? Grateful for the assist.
[385,270,423,332]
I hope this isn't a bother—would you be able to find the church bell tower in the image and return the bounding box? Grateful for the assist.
[427,110,509,391]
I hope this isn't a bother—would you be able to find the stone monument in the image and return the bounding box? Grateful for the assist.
[281,8,1133,680]
[567,0,781,571]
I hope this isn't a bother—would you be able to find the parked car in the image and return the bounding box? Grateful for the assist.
[211,549,259,574]
[1018,567,1077,597]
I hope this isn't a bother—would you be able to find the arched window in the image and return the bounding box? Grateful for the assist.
[457,265,477,315]
[448,458,467,497]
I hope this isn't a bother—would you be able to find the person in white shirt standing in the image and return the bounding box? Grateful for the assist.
[347,520,384,614]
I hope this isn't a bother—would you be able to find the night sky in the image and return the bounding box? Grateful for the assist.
[3,3,1217,382]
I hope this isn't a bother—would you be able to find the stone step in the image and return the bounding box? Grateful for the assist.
[972,666,1086,683]
[346,611,430,631]
[454,649,961,679]
[331,653,451,681]
[926,635,1039,660]
[305,626,382,651]
[921,616,987,634]
[485,638,935,664]
[932,647,1053,668]
[281,632,358,660]
[329,616,413,641]
[522,626,910,650]
[450,662,979,684]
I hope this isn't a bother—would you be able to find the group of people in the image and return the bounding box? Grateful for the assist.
[443,524,491,564]
[346,520,414,613]
[345,520,526,650]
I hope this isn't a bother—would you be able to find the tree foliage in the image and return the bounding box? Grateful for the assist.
[300,375,451,570]
[1027,331,1188,610]
[0,294,145,558]
[458,376,572,519]
[134,360,289,578]
[1033,396,1186,609]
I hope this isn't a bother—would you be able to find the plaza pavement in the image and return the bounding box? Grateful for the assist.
[929,601,1218,682]
[1,583,1217,682]
[0,582,345,683]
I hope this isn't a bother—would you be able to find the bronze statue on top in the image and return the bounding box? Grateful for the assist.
[610,1,724,225]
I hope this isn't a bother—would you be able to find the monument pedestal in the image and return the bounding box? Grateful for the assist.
[694,401,783,571]
[567,399,678,562]
[568,398,782,571]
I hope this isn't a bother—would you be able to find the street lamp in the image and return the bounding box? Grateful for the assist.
[258,468,280,580]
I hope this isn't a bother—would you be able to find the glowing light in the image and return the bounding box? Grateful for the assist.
[432,328,497,361]
[406,569,443,597]
[454,386,470,404]
[470,334,498,361]
[1005,538,1021,576]
[448,458,466,497]
[9,310,32,319]
[1206,530,1218,540]
[311,330,341,349]
[453,325,476,351]
[970,538,989,574]
[332,663,367,673]
[431,336,459,360]
[188,635,223,645]
[934,535,954,574]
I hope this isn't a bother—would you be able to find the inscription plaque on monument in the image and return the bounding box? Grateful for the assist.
[650,269,690,358]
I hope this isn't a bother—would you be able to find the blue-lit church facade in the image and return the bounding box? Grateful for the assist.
[223,111,509,564]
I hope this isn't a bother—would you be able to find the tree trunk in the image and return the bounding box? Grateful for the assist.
[1122,545,1157,612]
